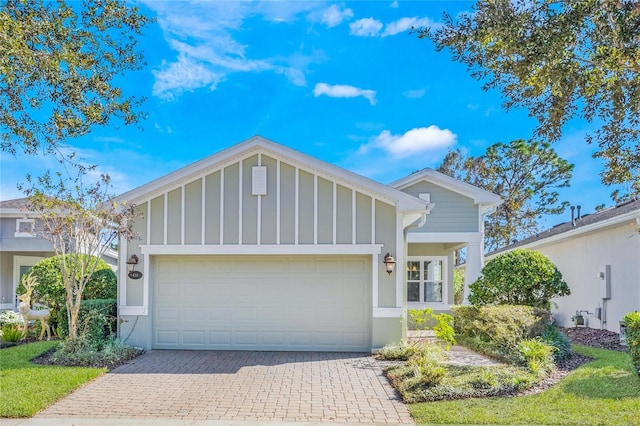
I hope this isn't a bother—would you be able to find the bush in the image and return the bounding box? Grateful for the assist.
[16,255,117,329]
[469,249,570,309]
[408,308,456,349]
[57,299,117,347]
[0,310,23,327]
[622,311,640,376]
[408,351,446,387]
[517,338,556,375]
[51,335,144,368]
[376,342,421,361]
[541,325,572,362]
[452,305,550,364]
[1,324,22,343]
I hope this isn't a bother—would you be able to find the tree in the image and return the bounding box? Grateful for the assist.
[438,139,573,252]
[419,0,640,201]
[469,249,570,309]
[21,170,138,340]
[0,0,151,159]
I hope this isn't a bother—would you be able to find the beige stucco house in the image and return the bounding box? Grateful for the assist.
[115,136,501,351]
[0,198,118,311]
[487,199,640,334]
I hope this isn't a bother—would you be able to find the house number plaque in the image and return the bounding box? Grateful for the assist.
[128,270,143,280]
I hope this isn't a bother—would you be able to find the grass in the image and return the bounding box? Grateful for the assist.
[0,341,106,418]
[409,345,640,425]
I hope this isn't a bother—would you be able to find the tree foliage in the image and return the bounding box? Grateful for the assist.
[17,254,117,329]
[0,0,151,158]
[469,249,570,309]
[421,0,640,201]
[21,170,139,340]
[438,139,573,252]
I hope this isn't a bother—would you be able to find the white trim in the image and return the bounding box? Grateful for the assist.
[314,174,318,244]
[180,185,185,245]
[163,192,168,245]
[407,232,483,244]
[257,155,262,245]
[352,189,356,244]
[372,253,379,309]
[146,200,150,245]
[396,210,405,308]
[276,160,281,245]
[201,176,206,244]
[119,238,128,307]
[373,308,403,318]
[371,197,375,244]
[238,160,243,244]
[140,244,384,256]
[14,219,35,238]
[220,168,224,244]
[406,255,448,304]
[11,255,44,309]
[119,306,146,316]
[143,254,149,312]
[295,167,299,244]
[333,181,337,244]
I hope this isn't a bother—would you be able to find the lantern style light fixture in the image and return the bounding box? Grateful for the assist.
[383,253,396,275]
[126,255,143,279]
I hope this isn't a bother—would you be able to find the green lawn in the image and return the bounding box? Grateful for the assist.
[0,341,106,418]
[410,345,640,425]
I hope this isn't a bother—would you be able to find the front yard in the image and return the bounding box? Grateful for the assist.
[410,345,640,425]
[0,341,105,418]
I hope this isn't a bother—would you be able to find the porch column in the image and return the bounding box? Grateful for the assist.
[463,241,483,304]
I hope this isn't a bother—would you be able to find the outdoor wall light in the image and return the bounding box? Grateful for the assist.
[126,255,143,279]
[383,253,396,275]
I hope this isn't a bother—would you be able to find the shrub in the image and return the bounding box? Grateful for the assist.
[0,310,23,327]
[541,325,572,362]
[51,335,144,368]
[622,311,640,376]
[469,249,570,309]
[1,324,23,343]
[57,299,117,347]
[517,338,555,375]
[408,351,446,387]
[376,342,420,361]
[452,305,550,364]
[408,308,456,349]
[17,255,117,329]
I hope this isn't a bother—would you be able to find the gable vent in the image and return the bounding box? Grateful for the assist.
[252,166,267,195]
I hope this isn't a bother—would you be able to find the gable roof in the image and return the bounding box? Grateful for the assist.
[115,135,429,212]
[0,197,33,217]
[489,198,640,257]
[389,168,503,213]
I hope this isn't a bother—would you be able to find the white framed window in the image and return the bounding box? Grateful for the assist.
[407,256,448,305]
[15,219,35,237]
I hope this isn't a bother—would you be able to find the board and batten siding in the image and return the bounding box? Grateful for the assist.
[402,181,479,233]
[123,151,399,309]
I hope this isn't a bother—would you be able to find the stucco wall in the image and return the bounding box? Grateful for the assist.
[536,222,640,332]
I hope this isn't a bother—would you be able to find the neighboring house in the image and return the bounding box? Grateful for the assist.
[487,199,640,334]
[0,197,118,311]
[114,136,501,352]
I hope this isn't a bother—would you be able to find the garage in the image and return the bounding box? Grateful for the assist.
[152,255,372,351]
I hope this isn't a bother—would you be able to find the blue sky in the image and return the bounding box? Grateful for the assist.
[0,0,616,229]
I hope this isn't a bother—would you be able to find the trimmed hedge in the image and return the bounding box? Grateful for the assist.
[452,305,551,364]
[57,299,117,346]
[623,311,640,376]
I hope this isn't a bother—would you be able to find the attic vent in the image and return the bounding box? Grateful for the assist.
[252,166,267,195]
[419,193,431,203]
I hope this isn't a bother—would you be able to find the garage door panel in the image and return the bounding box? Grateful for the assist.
[153,255,371,351]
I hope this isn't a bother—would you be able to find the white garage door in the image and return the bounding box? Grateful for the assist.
[152,255,372,351]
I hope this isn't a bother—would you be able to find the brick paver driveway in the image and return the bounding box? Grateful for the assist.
[36,350,415,424]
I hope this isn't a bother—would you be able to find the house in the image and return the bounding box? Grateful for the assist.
[487,199,640,333]
[115,136,501,352]
[0,197,118,311]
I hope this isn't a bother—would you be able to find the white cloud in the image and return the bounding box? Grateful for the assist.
[382,17,434,36]
[313,83,377,105]
[142,1,319,99]
[349,18,384,37]
[321,4,354,28]
[360,126,456,158]
[403,88,427,99]
[390,1,399,8]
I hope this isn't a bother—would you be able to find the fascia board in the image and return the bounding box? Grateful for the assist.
[114,135,428,212]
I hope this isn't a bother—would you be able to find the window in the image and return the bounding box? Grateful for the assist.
[15,219,35,237]
[407,256,447,304]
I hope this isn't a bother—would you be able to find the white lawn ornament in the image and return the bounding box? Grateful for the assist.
[17,273,51,341]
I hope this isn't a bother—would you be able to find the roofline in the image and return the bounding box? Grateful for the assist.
[114,135,428,212]
[389,168,503,211]
[486,208,640,260]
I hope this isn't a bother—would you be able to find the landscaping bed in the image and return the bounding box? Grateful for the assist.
[561,326,627,352]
